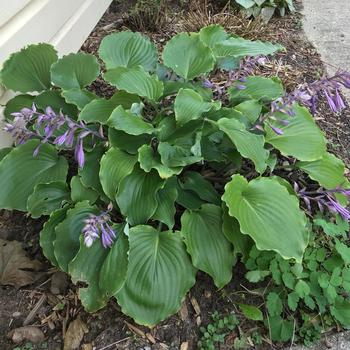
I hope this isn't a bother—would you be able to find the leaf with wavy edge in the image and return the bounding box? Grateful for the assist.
[104,66,163,101]
[162,33,215,80]
[181,204,234,288]
[116,225,196,326]
[99,31,158,71]
[222,175,308,262]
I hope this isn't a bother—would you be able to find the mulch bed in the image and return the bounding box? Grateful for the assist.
[1,1,350,349]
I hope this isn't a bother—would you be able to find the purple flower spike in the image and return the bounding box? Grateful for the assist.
[269,124,284,135]
[82,212,117,248]
[326,195,350,220]
[324,91,338,113]
[335,89,346,110]
[75,139,85,169]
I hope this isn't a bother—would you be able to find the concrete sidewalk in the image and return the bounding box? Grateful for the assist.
[302,0,350,99]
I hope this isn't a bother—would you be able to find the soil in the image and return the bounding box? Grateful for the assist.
[1,1,350,349]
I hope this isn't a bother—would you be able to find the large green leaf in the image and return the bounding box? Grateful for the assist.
[54,201,97,272]
[70,176,99,204]
[61,88,98,110]
[116,166,164,225]
[78,98,117,124]
[104,66,163,101]
[0,44,58,92]
[174,88,218,126]
[181,171,220,204]
[162,33,215,80]
[0,140,68,211]
[34,90,78,117]
[138,145,182,179]
[222,175,308,262]
[158,142,202,168]
[4,94,35,119]
[181,204,234,288]
[51,53,100,90]
[40,207,68,267]
[199,25,228,48]
[27,181,70,218]
[218,118,269,174]
[213,37,283,59]
[99,227,129,297]
[265,105,326,161]
[69,237,109,312]
[330,297,350,326]
[229,76,284,104]
[99,31,158,71]
[107,106,155,135]
[116,226,196,326]
[297,152,347,189]
[99,147,137,201]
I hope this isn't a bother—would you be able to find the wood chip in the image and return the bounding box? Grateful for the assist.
[180,341,189,350]
[146,332,156,344]
[124,321,146,338]
[63,317,88,350]
[8,326,45,344]
[190,296,201,315]
[178,301,189,321]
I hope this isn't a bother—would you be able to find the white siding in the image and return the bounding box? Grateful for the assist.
[0,0,112,147]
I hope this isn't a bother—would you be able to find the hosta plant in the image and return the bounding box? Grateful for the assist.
[0,25,350,328]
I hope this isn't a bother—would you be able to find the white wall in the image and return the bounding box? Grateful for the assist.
[0,0,113,147]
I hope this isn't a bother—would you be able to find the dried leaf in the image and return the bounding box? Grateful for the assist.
[180,342,189,350]
[7,326,45,344]
[63,317,88,350]
[0,239,42,287]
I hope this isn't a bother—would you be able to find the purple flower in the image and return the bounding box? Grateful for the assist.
[203,79,215,89]
[75,139,85,169]
[269,124,284,135]
[326,195,350,220]
[82,212,116,248]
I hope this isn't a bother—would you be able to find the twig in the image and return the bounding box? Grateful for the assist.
[23,294,47,326]
[96,337,131,350]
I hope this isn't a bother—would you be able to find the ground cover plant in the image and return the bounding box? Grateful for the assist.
[1,24,350,346]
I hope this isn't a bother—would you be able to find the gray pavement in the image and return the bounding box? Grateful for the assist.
[302,0,350,99]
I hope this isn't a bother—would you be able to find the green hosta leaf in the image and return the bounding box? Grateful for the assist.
[62,89,97,110]
[199,25,228,48]
[152,180,178,229]
[70,176,99,204]
[213,37,283,59]
[239,304,263,321]
[267,292,283,316]
[54,201,97,272]
[108,128,152,154]
[1,44,58,92]
[174,178,206,210]
[234,100,262,124]
[222,175,307,262]
[99,31,158,71]
[229,76,284,104]
[297,152,347,189]
[78,98,118,124]
[181,171,220,204]
[0,148,12,161]
[266,106,326,161]
[110,91,141,108]
[51,53,100,90]
[181,204,234,288]
[40,207,68,267]
[116,226,196,326]
[27,182,70,218]
[99,147,137,201]
[99,228,129,297]
[116,166,164,225]
[174,88,217,126]
[107,106,155,135]
[218,118,269,174]
[162,33,215,79]
[0,140,68,211]
[78,146,105,193]
[331,297,350,327]
[222,205,253,261]
[69,237,109,312]
[158,142,202,168]
[4,94,35,119]
[35,90,78,117]
[138,145,182,179]
[104,66,163,101]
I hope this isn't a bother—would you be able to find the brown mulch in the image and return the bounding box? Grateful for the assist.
[1,1,350,349]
